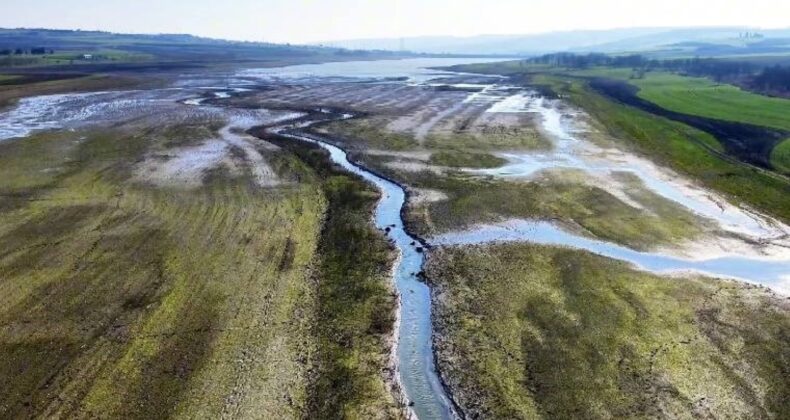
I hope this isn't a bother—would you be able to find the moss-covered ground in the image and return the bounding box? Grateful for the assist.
[0,114,399,418]
[427,243,790,419]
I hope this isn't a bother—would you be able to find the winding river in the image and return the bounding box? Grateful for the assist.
[273,122,457,419]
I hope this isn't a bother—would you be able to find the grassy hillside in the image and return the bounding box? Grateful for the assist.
[555,75,790,220]
[772,138,790,173]
[427,243,790,419]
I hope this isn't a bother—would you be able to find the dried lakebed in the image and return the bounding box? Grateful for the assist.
[1,58,789,419]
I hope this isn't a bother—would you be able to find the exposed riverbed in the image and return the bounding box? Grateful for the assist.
[272,119,458,419]
[2,57,788,419]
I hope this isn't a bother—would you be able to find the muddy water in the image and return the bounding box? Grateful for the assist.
[275,126,456,419]
[0,88,193,140]
[0,92,106,140]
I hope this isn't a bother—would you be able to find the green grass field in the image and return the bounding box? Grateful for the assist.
[772,138,790,173]
[427,243,790,419]
[574,69,790,132]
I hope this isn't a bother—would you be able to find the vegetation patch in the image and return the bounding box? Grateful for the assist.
[324,118,420,151]
[771,138,790,175]
[0,120,328,418]
[427,243,790,419]
[391,169,708,251]
[428,150,507,168]
[267,135,403,419]
[424,127,550,151]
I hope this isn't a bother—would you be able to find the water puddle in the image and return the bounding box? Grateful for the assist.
[0,92,102,140]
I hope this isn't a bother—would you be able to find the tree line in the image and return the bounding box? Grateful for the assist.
[527,52,790,95]
[0,47,54,55]
[528,52,757,80]
[751,65,790,93]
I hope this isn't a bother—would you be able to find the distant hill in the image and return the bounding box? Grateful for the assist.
[0,28,414,71]
[324,27,790,57]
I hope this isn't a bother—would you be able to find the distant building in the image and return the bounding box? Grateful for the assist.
[82,54,93,60]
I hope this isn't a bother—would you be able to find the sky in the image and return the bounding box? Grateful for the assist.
[1,0,789,44]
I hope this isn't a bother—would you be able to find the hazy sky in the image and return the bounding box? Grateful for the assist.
[1,0,789,44]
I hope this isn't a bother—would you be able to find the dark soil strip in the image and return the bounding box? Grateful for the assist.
[0,73,86,86]
[589,78,789,171]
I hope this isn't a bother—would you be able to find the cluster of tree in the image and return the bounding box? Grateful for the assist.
[0,47,54,55]
[527,52,648,69]
[751,65,790,93]
[527,52,790,97]
[528,53,756,81]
